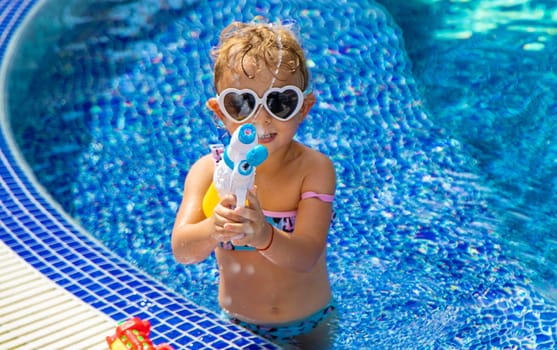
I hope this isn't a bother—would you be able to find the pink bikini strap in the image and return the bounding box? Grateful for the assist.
[301,191,334,203]
[263,209,297,218]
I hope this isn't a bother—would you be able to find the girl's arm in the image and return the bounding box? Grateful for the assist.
[172,155,251,264]
[171,155,218,264]
[260,154,336,272]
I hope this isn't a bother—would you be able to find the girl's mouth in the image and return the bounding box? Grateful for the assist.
[258,133,276,144]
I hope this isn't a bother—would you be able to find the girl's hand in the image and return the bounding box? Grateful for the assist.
[223,188,272,249]
[210,194,247,243]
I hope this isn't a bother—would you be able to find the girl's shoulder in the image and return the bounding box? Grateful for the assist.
[185,154,215,184]
[189,154,214,171]
[293,143,336,193]
[296,142,334,173]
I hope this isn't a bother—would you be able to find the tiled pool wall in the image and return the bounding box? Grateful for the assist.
[0,0,278,349]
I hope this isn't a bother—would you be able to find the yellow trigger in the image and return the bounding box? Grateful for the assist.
[202,182,220,218]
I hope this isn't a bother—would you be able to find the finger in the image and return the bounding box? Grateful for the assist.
[231,234,246,241]
[216,230,245,243]
[213,224,245,243]
[212,212,229,229]
[245,189,261,211]
[223,222,247,235]
[215,202,244,222]
[210,222,228,242]
[220,194,238,209]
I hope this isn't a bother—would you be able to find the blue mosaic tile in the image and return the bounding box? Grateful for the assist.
[208,325,226,335]
[187,341,208,350]
[177,308,194,318]
[220,331,239,341]
[188,327,207,338]
[210,340,230,349]
[232,337,255,348]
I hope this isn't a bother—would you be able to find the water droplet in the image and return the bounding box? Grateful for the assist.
[230,262,241,274]
[244,264,255,275]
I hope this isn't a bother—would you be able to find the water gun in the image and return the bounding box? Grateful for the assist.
[212,123,268,208]
[106,317,173,350]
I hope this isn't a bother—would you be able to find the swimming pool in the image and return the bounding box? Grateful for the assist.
[381,0,557,305]
[2,0,556,349]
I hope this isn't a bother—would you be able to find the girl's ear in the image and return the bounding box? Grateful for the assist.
[303,92,316,113]
[207,98,227,123]
[298,92,316,123]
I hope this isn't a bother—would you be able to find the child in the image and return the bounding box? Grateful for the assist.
[171,20,336,347]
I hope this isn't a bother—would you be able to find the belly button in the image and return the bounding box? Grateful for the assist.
[270,306,280,314]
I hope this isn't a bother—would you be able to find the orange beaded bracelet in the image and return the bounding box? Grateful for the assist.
[257,223,275,251]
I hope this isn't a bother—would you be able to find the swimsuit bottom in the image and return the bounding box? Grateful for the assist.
[224,302,336,341]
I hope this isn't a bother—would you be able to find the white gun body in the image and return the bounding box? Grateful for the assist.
[213,124,268,208]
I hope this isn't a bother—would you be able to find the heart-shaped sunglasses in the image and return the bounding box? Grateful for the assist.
[216,85,305,123]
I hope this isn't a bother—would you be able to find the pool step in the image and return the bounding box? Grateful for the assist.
[0,240,115,350]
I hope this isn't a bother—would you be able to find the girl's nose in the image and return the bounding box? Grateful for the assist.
[252,106,272,124]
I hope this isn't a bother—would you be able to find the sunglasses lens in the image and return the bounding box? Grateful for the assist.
[223,92,256,121]
[266,89,300,120]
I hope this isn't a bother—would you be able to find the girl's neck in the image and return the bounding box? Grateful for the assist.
[257,141,299,174]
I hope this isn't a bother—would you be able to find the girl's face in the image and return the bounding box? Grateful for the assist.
[207,61,315,156]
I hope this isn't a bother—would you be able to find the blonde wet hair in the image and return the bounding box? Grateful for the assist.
[211,20,309,92]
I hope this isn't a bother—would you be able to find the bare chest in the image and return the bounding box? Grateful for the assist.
[254,171,304,212]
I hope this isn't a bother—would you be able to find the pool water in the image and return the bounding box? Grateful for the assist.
[6,0,557,348]
[378,0,557,302]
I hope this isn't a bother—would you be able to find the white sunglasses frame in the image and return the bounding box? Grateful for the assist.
[216,85,305,124]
